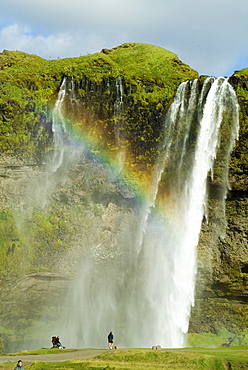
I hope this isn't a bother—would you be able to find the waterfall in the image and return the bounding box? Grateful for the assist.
[11,77,77,222]
[34,77,80,208]
[50,77,68,172]
[50,76,81,173]
[135,77,239,347]
[55,77,239,349]
[114,76,126,171]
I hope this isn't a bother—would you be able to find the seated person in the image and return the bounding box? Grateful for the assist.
[51,336,57,347]
[52,336,65,348]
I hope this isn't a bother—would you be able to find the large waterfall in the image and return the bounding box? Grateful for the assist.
[51,76,239,349]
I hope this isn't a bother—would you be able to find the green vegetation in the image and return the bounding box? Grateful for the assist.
[187,330,248,347]
[0,43,198,161]
[0,206,72,276]
[230,69,248,186]
[0,348,248,370]
[2,347,85,356]
[101,43,196,100]
[234,67,248,78]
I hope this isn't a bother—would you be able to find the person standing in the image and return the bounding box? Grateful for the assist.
[108,331,114,349]
[14,360,25,369]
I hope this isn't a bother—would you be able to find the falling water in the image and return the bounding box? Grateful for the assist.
[50,77,68,172]
[139,77,239,347]
[50,76,81,173]
[55,77,239,349]
[32,77,80,208]
[11,77,77,225]
[114,76,126,170]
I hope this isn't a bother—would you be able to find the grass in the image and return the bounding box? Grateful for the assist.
[187,330,248,347]
[0,43,198,156]
[0,347,248,370]
[1,347,85,356]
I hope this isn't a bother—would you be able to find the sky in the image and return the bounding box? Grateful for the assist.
[0,0,248,77]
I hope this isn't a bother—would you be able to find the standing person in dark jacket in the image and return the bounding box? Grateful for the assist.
[108,331,114,349]
[14,360,25,369]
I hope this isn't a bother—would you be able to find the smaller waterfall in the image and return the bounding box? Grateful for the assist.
[69,76,78,105]
[24,77,80,211]
[114,76,126,171]
[50,77,68,172]
[12,77,75,221]
[50,76,82,172]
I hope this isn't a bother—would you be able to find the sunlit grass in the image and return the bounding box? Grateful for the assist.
[0,347,247,370]
[1,347,88,356]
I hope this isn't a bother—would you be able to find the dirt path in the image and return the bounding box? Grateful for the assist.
[0,349,108,364]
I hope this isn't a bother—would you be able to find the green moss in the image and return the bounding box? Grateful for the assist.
[188,330,248,347]
[229,71,248,185]
[11,348,247,370]
[0,43,198,161]
[0,206,72,277]
[103,43,196,83]
[233,67,248,78]
[0,210,21,273]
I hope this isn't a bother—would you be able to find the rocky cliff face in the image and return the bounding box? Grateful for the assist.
[0,43,247,351]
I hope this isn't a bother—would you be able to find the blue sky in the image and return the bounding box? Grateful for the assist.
[0,0,248,76]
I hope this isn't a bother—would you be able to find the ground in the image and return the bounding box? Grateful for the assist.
[0,349,107,365]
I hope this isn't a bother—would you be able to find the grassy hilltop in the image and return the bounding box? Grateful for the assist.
[0,42,198,159]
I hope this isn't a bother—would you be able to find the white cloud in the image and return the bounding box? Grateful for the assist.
[1,0,248,76]
[0,24,114,59]
[0,24,73,58]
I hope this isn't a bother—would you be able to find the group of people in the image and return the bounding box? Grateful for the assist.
[13,335,65,369]
[51,336,65,349]
[13,332,115,368]
[50,333,116,350]
[51,332,116,350]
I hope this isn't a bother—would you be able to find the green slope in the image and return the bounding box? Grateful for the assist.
[0,43,198,157]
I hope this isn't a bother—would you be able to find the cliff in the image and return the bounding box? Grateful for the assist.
[0,43,247,351]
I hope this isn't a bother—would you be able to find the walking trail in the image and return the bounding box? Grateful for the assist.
[0,349,108,364]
